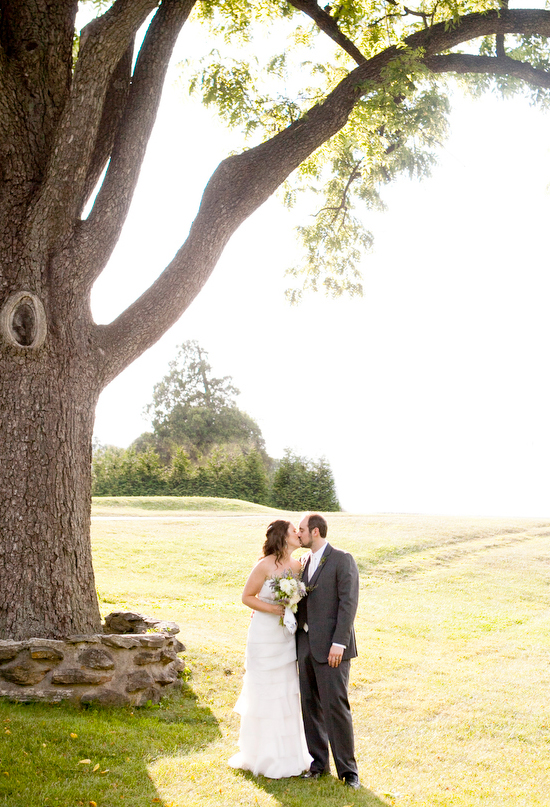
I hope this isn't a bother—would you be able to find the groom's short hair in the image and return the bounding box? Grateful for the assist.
[307,512,328,539]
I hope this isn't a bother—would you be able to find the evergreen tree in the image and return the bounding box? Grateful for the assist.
[272,450,341,511]
[92,446,166,496]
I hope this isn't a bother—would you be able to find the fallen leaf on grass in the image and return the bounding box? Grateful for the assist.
[90,801,98,806]
[78,759,92,765]
[93,764,100,772]
[70,733,78,739]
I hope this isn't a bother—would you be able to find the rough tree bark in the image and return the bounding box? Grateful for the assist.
[1,0,550,640]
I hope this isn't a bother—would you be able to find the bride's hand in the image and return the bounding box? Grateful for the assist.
[273,603,285,616]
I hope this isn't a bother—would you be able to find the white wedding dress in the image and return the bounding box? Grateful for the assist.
[229,579,313,779]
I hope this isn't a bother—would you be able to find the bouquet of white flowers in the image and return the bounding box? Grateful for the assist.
[269,570,307,634]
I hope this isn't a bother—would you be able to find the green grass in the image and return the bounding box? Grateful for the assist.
[3,507,550,805]
[91,496,281,517]
[0,685,219,807]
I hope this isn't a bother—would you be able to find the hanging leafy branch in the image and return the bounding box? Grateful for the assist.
[183,0,545,301]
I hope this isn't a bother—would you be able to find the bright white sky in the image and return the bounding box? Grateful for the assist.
[90,13,550,516]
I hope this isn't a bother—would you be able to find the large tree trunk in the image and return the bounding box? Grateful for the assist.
[0,0,178,640]
[0,290,102,640]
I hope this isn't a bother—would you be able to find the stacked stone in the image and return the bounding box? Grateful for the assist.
[0,613,185,706]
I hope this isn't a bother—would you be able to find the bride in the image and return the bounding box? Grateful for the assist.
[228,519,313,779]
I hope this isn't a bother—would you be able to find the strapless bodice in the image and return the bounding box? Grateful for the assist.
[258,578,275,604]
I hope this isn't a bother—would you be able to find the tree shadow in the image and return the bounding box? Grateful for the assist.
[0,681,221,807]
[234,769,393,807]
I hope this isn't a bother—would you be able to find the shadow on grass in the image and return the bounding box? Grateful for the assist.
[0,681,220,807]
[234,769,392,807]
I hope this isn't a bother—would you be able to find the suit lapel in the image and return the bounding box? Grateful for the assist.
[302,555,311,584]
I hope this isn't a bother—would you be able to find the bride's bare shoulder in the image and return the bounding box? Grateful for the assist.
[252,554,277,575]
[289,557,302,574]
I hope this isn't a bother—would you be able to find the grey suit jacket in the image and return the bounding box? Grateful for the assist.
[297,543,359,663]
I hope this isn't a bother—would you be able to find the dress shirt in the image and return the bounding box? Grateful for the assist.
[307,542,328,580]
[305,543,346,650]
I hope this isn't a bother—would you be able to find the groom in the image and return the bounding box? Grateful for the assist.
[296,512,360,789]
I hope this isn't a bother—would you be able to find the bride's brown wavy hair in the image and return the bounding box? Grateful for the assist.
[262,520,290,565]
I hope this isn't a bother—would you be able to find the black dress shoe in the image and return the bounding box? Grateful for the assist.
[301,769,330,779]
[343,775,361,789]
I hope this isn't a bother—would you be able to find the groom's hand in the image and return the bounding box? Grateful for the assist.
[328,644,344,668]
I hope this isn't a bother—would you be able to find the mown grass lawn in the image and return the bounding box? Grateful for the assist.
[2,503,550,806]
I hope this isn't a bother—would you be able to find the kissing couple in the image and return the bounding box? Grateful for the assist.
[229,513,361,789]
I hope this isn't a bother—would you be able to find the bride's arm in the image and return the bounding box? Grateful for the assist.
[241,560,284,616]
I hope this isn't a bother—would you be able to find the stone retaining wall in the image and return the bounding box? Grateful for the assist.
[0,621,185,706]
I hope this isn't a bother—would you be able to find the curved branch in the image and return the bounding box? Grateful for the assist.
[318,161,363,227]
[75,0,196,289]
[79,43,134,214]
[26,0,160,266]
[95,8,550,383]
[403,5,430,25]
[286,0,367,64]
[78,0,158,50]
[425,52,550,89]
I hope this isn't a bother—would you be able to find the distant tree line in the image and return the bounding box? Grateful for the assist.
[92,445,340,510]
[93,342,341,511]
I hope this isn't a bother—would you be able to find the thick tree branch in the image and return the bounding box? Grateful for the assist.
[0,1,76,237]
[74,0,196,289]
[425,53,550,89]
[0,0,76,124]
[496,0,509,57]
[79,43,134,214]
[285,0,367,64]
[0,38,8,90]
[0,38,18,147]
[96,8,550,382]
[0,40,46,240]
[24,0,160,277]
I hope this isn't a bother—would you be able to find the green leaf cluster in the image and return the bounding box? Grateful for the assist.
[271,449,341,511]
[144,340,265,462]
[85,0,550,299]
[465,34,550,107]
[286,52,450,300]
[91,444,271,503]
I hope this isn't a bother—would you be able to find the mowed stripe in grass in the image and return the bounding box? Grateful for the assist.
[2,508,550,806]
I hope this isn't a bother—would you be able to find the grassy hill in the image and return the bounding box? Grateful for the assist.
[2,510,550,806]
[91,495,282,517]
